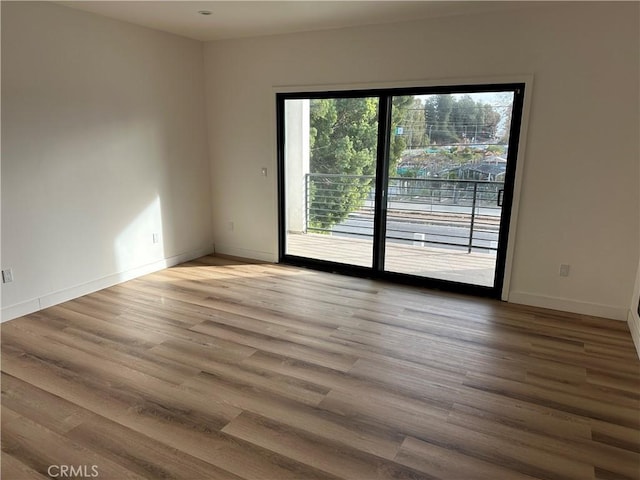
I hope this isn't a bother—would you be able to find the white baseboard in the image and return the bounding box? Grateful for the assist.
[0,245,214,323]
[508,291,627,321]
[628,308,640,359]
[213,244,277,263]
[1,298,42,323]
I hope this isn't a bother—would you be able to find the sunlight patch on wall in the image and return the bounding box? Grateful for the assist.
[114,195,164,272]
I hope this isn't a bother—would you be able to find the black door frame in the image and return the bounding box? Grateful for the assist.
[277,83,526,299]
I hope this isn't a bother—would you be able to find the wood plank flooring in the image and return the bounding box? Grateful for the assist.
[2,255,639,480]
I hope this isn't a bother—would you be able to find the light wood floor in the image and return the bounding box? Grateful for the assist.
[2,255,639,480]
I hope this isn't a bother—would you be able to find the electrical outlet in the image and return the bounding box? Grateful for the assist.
[2,269,14,283]
[228,221,234,232]
[559,264,570,277]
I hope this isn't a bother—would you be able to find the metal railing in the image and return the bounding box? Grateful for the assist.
[305,173,503,252]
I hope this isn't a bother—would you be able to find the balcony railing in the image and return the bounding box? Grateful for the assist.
[305,173,503,253]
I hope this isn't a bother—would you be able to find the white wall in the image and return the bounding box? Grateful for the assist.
[204,2,639,320]
[1,2,214,320]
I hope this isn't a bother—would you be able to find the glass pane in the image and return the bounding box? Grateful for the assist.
[384,91,516,286]
[284,97,379,267]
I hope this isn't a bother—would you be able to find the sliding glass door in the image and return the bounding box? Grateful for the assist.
[383,91,517,287]
[278,84,524,297]
[280,95,380,268]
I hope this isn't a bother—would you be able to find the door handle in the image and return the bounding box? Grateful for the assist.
[497,189,504,207]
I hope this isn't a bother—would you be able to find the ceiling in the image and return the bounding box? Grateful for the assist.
[56,1,544,42]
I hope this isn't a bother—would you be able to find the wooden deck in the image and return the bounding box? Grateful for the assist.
[287,232,497,286]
